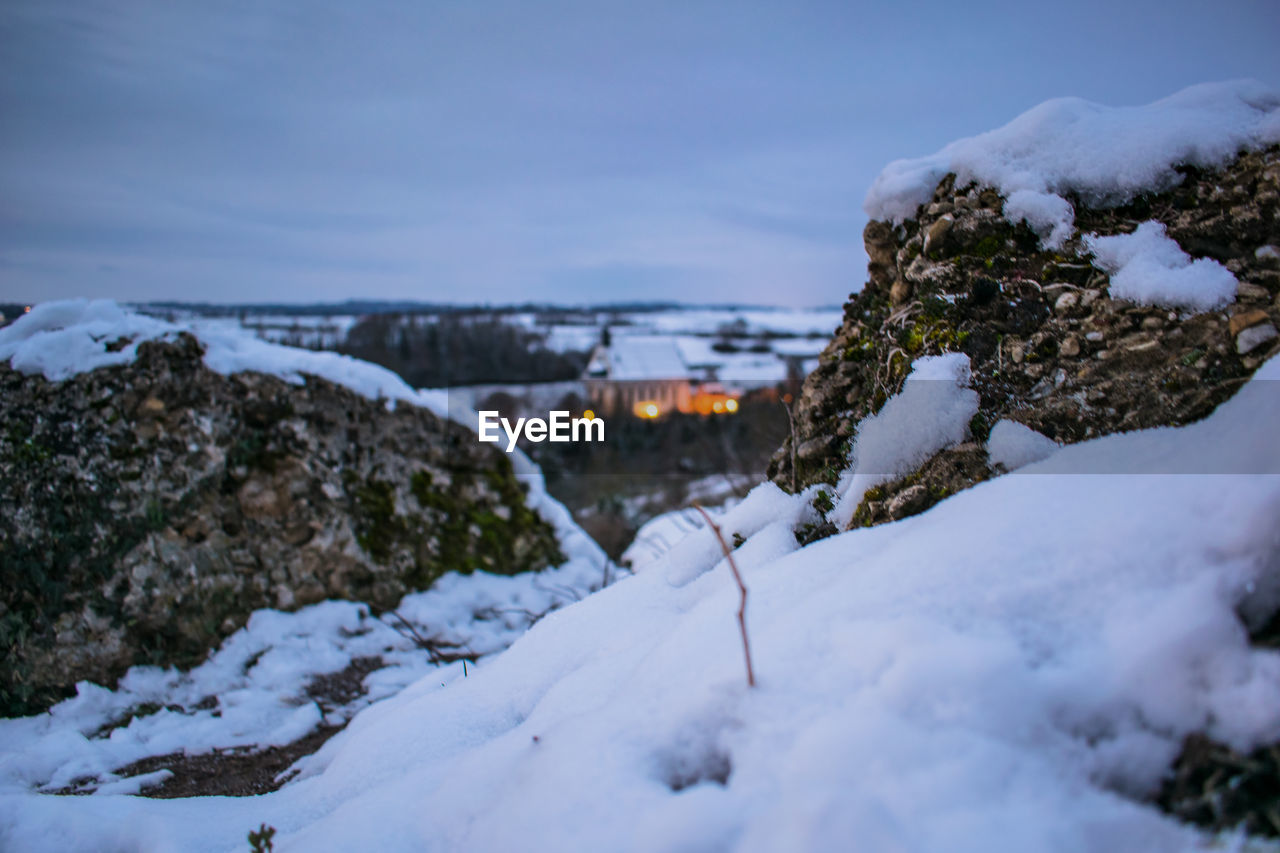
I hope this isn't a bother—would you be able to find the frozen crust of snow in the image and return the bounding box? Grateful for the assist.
[864,80,1280,245]
[1084,221,1239,312]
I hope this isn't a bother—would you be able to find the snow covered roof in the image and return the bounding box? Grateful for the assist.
[865,79,1280,246]
[588,336,690,381]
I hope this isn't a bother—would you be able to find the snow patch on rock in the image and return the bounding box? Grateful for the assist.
[1084,221,1239,312]
[831,352,979,528]
[0,299,451,416]
[865,79,1280,247]
[986,420,1060,471]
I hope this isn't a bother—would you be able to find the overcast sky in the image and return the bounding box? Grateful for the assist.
[2,0,1279,307]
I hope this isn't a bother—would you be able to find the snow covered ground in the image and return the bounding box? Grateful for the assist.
[3,350,1276,851]
[0,562,608,799]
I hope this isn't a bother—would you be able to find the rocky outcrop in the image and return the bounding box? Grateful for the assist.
[771,145,1280,525]
[0,334,563,716]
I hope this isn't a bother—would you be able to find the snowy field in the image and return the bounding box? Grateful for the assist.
[145,306,841,359]
[142,305,838,395]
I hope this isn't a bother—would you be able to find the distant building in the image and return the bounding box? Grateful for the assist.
[583,338,693,418]
[583,337,749,419]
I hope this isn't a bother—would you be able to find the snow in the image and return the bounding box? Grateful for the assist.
[0,300,175,381]
[593,337,689,381]
[636,308,842,339]
[622,506,720,573]
[831,353,979,528]
[865,80,1280,247]
[179,315,359,351]
[1084,221,1239,312]
[986,420,1061,471]
[1003,189,1076,250]
[0,297,614,805]
[0,559,608,799]
[0,299,453,417]
[4,354,1277,851]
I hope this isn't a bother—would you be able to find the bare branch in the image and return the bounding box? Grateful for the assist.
[691,503,756,688]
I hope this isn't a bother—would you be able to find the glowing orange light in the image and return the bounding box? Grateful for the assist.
[725,398,738,413]
[583,409,596,420]
[712,401,724,413]
[643,403,659,418]
[24,306,31,313]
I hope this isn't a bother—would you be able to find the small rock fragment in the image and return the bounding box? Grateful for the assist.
[923,215,953,256]
[1228,309,1271,337]
[1236,323,1278,355]
[1236,282,1270,302]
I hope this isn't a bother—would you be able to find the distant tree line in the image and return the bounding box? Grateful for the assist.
[338,313,589,387]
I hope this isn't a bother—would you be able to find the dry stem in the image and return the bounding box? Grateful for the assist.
[692,503,756,688]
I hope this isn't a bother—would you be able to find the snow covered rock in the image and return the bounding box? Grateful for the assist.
[0,307,567,717]
[773,83,1280,528]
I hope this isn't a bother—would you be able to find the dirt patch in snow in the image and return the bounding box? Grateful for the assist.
[55,655,385,799]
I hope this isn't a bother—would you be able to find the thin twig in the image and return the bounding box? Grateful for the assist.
[691,503,756,688]
[782,399,798,494]
[385,610,430,648]
[532,577,583,603]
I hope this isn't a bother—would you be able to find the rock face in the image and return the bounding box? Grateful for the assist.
[0,334,563,716]
[771,145,1280,524]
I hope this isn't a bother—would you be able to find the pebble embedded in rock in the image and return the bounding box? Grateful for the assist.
[1236,322,1278,354]
[1060,337,1081,358]
[1236,282,1271,302]
[1228,309,1272,337]
[923,215,954,256]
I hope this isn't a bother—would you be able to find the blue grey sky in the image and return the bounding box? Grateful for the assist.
[3,0,1278,307]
